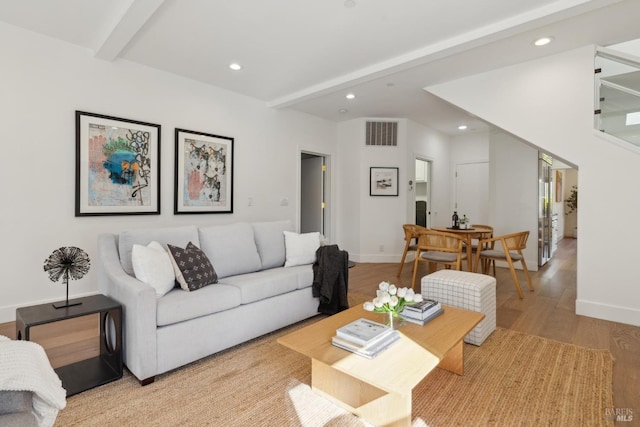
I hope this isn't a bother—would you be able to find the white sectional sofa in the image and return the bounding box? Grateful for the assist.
[97,220,319,384]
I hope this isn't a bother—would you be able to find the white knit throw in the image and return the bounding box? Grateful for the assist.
[0,335,66,427]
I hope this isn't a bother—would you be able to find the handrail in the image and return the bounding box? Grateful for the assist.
[594,46,640,151]
[598,79,640,99]
[596,46,640,70]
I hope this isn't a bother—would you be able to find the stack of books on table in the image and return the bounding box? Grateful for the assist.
[331,318,400,359]
[400,299,444,325]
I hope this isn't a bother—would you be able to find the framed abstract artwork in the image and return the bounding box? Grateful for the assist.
[370,167,399,196]
[174,128,234,214]
[75,111,161,216]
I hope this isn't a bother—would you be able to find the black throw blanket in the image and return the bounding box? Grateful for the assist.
[312,244,349,315]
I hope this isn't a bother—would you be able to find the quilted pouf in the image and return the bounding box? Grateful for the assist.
[421,269,496,345]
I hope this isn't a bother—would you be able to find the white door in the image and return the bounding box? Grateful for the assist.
[455,162,489,225]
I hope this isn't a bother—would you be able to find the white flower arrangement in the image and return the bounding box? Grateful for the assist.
[363,281,423,319]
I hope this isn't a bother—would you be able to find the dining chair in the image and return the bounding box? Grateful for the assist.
[473,231,533,299]
[470,224,495,275]
[396,224,426,277]
[411,229,466,291]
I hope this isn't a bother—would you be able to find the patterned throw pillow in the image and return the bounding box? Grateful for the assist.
[167,242,218,291]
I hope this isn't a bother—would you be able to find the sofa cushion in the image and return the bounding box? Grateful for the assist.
[252,220,293,269]
[222,266,311,304]
[0,390,33,415]
[292,264,314,290]
[156,284,242,326]
[167,242,218,291]
[283,231,320,267]
[131,241,176,297]
[198,223,262,279]
[119,226,199,276]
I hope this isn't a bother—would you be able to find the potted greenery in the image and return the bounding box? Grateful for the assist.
[565,185,578,238]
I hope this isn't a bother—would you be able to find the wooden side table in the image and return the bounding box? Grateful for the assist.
[16,294,123,396]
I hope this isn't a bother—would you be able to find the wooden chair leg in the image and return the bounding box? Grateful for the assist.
[476,257,495,276]
[474,252,481,273]
[411,252,421,292]
[397,244,410,277]
[507,261,525,299]
[428,262,436,273]
[476,256,490,274]
[519,258,534,292]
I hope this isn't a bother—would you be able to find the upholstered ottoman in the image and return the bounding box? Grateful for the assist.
[421,270,496,345]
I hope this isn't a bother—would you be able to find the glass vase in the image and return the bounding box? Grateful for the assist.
[386,312,404,330]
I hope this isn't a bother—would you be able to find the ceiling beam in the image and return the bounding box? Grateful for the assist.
[267,0,623,109]
[95,0,166,61]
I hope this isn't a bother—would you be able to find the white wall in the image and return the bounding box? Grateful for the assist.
[335,118,452,266]
[335,120,362,257]
[428,46,640,326]
[407,120,452,228]
[336,118,409,262]
[489,132,539,271]
[0,22,337,322]
[450,132,490,163]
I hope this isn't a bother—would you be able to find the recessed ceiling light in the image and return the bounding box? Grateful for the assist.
[346,93,356,100]
[338,109,348,114]
[229,63,242,71]
[534,36,554,47]
[458,125,468,130]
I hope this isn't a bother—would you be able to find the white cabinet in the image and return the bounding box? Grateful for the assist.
[415,159,427,182]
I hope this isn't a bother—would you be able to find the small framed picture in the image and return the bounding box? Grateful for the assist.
[75,111,161,216]
[174,128,234,214]
[370,167,399,196]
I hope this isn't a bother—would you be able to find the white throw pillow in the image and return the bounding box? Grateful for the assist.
[131,241,176,297]
[283,231,321,267]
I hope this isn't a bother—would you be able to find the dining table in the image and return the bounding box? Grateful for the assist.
[432,225,493,271]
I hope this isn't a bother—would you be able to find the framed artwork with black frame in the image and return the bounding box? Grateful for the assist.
[174,128,234,214]
[370,167,399,196]
[75,111,161,216]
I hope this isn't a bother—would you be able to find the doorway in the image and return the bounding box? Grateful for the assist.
[414,158,431,228]
[300,152,329,237]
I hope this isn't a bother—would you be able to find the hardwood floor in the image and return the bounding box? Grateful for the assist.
[349,237,640,415]
[1,237,637,415]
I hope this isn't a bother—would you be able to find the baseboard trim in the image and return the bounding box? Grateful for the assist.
[576,298,640,327]
[351,253,410,263]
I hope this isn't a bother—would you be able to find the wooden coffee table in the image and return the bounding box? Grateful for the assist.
[278,304,484,427]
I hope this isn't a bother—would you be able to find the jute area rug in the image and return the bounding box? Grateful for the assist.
[55,314,614,426]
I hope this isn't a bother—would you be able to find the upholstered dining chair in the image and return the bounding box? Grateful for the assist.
[473,230,533,299]
[397,224,427,277]
[411,229,466,291]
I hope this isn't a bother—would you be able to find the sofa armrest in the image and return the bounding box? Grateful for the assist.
[97,233,157,383]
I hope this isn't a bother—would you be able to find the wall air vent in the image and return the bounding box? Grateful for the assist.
[365,121,397,146]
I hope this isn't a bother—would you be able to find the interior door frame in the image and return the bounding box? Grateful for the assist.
[414,156,432,229]
[298,149,332,241]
